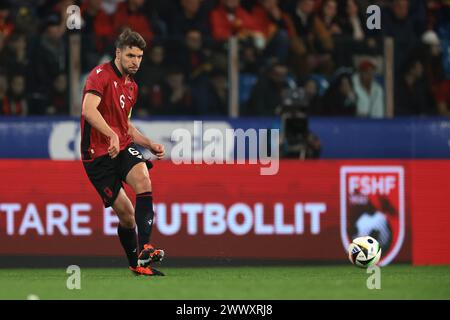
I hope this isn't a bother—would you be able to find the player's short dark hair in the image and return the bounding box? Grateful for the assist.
[115,28,146,51]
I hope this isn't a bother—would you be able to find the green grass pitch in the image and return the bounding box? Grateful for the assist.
[0,265,449,300]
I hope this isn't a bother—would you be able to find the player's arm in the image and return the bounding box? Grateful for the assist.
[128,120,165,160]
[82,93,120,158]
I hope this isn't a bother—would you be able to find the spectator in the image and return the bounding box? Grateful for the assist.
[143,0,178,35]
[0,73,9,114]
[337,0,365,41]
[208,47,229,75]
[208,69,228,115]
[209,0,259,41]
[32,14,67,114]
[251,0,295,62]
[169,29,212,82]
[289,0,334,77]
[321,69,356,116]
[409,0,428,36]
[383,0,420,77]
[433,77,450,117]
[395,57,435,116]
[80,0,114,72]
[246,61,290,116]
[420,30,450,115]
[433,76,450,117]
[41,0,77,35]
[35,14,66,75]
[112,0,153,44]
[434,0,450,34]
[290,0,333,52]
[239,39,260,74]
[194,68,228,115]
[137,42,166,86]
[318,0,341,36]
[145,67,195,116]
[426,0,441,30]
[302,77,322,115]
[420,30,445,84]
[0,0,14,40]
[135,42,167,117]
[140,0,171,37]
[141,82,165,116]
[6,73,27,115]
[170,0,210,37]
[8,1,40,36]
[420,30,449,116]
[333,0,382,68]
[45,73,69,115]
[164,67,195,115]
[352,59,384,118]
[0,32,29,76]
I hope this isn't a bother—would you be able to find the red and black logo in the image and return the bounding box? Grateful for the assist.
[103,186,113,198]
[340,166,405,266]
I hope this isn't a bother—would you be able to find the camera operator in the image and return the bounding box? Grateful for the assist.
[276,86,321,159]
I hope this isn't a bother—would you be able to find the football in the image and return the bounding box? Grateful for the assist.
[348,236,382,268]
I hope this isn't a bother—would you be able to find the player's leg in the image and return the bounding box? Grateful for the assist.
[112,188,164,276]
[125,162,156,250]
[119,145,164,266]
[112,188,138,268]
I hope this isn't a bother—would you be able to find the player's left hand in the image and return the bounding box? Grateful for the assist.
[150,143,165,160]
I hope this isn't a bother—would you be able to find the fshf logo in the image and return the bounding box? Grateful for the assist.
[340,166,405,266]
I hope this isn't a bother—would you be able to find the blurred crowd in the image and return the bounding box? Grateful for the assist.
[0,0,449,117]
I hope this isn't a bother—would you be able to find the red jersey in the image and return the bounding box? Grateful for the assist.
[80,61,138,160]
[251,5,295,39]
[209,4,258,41]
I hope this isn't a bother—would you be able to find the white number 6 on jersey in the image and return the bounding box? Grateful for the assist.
[120,94,125,109]
[128,147,141,158]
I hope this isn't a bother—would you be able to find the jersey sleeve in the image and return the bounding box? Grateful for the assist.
[84,69,108,97]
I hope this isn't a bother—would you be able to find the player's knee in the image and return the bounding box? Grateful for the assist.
[135,175,152,193]
[119,214,136,229]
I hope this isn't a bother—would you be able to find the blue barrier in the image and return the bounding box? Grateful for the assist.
[308,117,450,159]
[0,116,449,159]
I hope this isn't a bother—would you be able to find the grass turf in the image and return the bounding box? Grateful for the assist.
[0,265,449,300]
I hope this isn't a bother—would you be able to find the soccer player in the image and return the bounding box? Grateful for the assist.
[80,28,165,276]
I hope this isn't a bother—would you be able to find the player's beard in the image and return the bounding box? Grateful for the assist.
[121,61,138,75]
[126,66,139,75]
